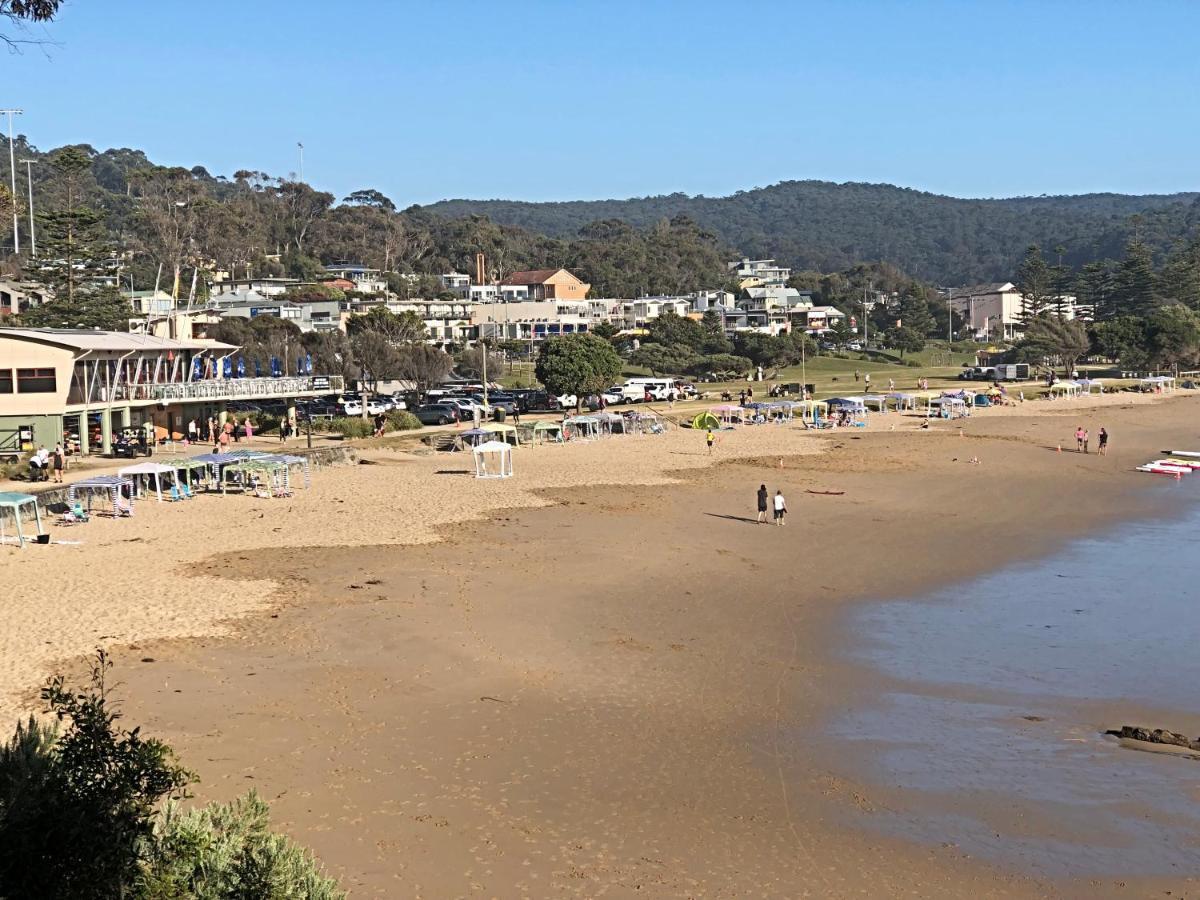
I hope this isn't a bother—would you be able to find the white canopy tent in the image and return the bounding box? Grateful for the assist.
[1140,375,1177,393]
[118,462,180,502]
[1077,378,1105,394]
[1049,381,1083,398]
[472,440,513,478]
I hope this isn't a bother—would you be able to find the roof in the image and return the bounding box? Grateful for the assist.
[502,268,575,286]
[951,282,1015,298]
[0,327,237,353]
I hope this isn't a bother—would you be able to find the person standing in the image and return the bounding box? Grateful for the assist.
[1098,427,1109,456]
[773,489,787,526]
[52,443,65,483]
[706,429,715,455]
[512,403,521,425]
[757,484,769,524]
[1082,428,1090,454]
[187,418,198,444]
[863,372,871,393]
[244,417,254,440]
[1075,425,1085,453]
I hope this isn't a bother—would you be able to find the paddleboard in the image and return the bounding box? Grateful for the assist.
[1138,464,1190,475]
[1161,450,1200,458]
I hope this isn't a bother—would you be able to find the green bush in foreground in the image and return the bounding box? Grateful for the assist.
[386,410,422,430]
[329,416,373,439]
[0,652,342,900]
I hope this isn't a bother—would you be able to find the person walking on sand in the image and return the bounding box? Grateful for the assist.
[1098,427,1109,456]
[187,418,198,444]
[773,489,787,526]
[1083,428,1090,454]
[1075,425,1086,452]
[244,417,254,440]
[706,429,715,455]
[52,443,65,483]
[757,484,769,524]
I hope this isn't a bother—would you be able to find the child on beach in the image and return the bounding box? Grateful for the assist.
[773,490,787,526]
[1083,429,1090,453]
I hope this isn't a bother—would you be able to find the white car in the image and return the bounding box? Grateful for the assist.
[556,393,578,409]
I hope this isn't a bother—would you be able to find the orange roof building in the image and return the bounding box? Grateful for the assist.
[501,268,590,301]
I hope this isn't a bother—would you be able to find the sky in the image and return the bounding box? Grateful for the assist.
[5,0,1199,206]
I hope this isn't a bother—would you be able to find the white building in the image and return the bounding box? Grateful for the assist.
[208,277,301,298]
[949,282,1083,341]
[728,258,792,288]
[622,297,693,329]
[468,283,530,303]
[439,271,471,297]
[472,300,596,342]
[323,264,387,295]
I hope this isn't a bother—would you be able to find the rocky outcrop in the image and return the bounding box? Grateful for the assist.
[1106,726,1200,751]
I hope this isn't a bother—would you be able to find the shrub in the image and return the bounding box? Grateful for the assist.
[0,653,343,899]
[905,359,922,367]
[386,410,422,431]
[140,792,343,899]
[329,417,373,439]
[0,451,31,481]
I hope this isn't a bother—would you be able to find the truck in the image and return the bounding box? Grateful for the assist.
[993,364,1030,381]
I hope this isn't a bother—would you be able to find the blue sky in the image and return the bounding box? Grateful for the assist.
[7,0,1199,205]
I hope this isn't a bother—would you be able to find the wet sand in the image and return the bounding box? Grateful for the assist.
[95,396,1200,897]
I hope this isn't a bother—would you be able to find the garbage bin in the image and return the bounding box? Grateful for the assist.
[493,407,506,423]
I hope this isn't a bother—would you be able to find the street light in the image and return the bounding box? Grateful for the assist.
[297,142,304,182]
[20,158,34,257]
[1,108,22,253]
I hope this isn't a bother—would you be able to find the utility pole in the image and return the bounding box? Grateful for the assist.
[21,158,34,257]
[297,142,304,182]
[862,280,870,347]
[1,109,22,254]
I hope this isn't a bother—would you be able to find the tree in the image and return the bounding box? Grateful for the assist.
[346,306,426,343]
[827,316,855,349]
[1112,240,1159,317]
[1160,237,1200,311]
[1018,314,1090,378]
[1090,316,1148,368]
[645,311,707,352]
[128,166,208,300]
[350,331,402,395]
[688,353,753,378]
[1076,260,1117,321]
[897,285,935,336]
[884,325,926,358]
[535,334,623,410]
[269,179,333,256]
[1145,305,1200,372]
[590,321,618,340]
[0,651,193,899]
[1015,245,1052,323]
[699,308,733,353]
[629,341,698,375]
[342,189,396,212]
[454,344,504,379]
[1,0,62,50]
[395,343,454,398]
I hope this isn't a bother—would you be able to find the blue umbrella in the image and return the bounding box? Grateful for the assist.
[253,358,262,378]
[222,357,232,379]
[236,357,246,378]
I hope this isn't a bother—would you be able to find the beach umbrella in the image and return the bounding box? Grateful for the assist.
[236,357,246,378]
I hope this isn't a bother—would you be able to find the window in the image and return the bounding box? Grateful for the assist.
[0,369,12,393]
[16,367,57,393]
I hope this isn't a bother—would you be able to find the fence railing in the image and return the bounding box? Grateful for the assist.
[68,376,344,406]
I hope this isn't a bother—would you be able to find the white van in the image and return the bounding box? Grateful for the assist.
[624,377,680,401]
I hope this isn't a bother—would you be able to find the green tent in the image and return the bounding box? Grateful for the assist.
[691,411,720,430]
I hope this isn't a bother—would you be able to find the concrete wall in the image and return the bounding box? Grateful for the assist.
[0,336,74,416]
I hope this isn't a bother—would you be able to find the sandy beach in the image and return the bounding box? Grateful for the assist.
[4,392,1199,897]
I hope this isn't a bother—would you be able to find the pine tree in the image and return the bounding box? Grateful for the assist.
[1075,260,1117,321]
[1113,240,1160,318]
[897,284,935,336]
[1160,237,1200,311]
[1015,245,1051,323]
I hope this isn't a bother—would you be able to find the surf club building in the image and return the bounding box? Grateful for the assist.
[0,328,343,457]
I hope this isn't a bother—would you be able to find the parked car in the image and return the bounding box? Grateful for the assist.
[469,393,516,414]
[112,427,151,459]
[414,403,461,426]
[556,393,579,409]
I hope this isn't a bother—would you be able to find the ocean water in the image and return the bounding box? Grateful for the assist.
[829,492,1200,876]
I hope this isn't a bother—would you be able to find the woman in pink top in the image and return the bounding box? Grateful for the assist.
[1075,426,1085,452]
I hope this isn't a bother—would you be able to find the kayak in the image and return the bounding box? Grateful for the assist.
[1161,458,1200,468]
[1161,450,1200,458]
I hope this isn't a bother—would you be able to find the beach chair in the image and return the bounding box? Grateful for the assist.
[181,482,195,499]
[168,485,184,502]
[59,502,89,525]
[113,497,133,517]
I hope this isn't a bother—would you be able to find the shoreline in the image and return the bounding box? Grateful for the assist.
[7,391,1200,896]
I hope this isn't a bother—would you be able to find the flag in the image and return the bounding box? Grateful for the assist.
[254,358,262,378]
[305,353,313,375]
[236,357,246,378]
[222,357,232,378]
[191,357,202,381]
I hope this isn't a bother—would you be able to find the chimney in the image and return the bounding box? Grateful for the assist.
[475,252,486,286]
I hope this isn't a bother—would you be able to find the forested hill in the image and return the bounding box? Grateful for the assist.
[420,181,1200,283]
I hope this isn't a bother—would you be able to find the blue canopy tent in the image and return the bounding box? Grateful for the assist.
[0,492,44,547]
[68,475,135,516]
